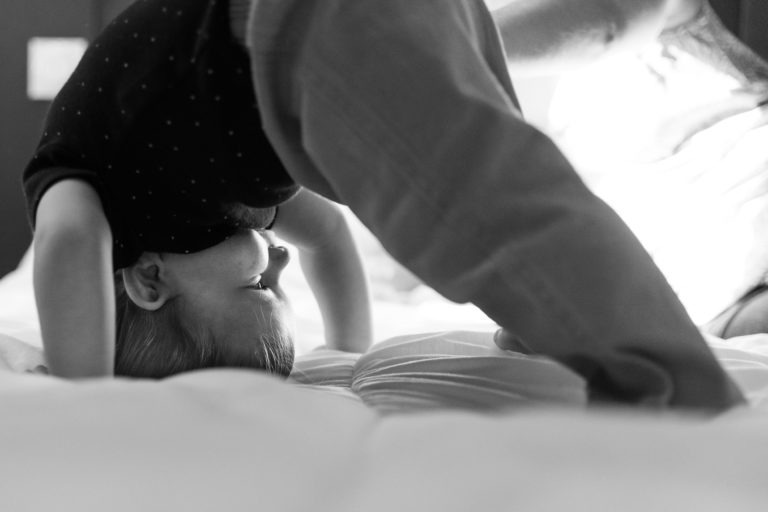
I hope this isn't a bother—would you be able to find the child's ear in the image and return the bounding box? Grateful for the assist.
[122,253,171,311]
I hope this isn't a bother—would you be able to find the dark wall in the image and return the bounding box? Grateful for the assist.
[710,0,741,31]
[0,0,92,277]
[0,0,132,278]
[741,0,768,62]
[710,0,768,61]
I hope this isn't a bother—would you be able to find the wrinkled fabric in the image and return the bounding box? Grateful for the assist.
[291,331,586,414]
[246,0,743,410]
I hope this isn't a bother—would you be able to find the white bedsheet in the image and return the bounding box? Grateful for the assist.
[4,228,768,511]
[2,295,768,510]
[1,367,768,511]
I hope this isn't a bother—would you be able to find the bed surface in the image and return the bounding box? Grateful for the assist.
[2,366,768,511]
[3,244,768,511]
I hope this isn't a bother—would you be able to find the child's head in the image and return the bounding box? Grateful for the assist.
[115,229,295,378]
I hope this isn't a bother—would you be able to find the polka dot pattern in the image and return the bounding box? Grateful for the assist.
[23,0,299,269]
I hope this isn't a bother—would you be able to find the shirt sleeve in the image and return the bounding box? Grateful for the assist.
[23,147,105,229]
[247,0,743,409]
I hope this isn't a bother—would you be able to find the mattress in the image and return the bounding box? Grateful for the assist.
[2,241,768,512]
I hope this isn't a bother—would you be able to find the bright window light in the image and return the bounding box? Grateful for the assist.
[27,37,88,101]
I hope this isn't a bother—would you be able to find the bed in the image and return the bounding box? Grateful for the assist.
[4,5,768,509]
[3,224,768,511]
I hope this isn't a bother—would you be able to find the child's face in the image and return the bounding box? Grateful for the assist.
[162,229,294,366]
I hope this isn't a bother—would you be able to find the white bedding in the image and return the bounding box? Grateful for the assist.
[2,365,768,511]
[3,246,768,511]
[540,38,768,325]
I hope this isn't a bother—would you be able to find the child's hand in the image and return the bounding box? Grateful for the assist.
[493,328,537,355]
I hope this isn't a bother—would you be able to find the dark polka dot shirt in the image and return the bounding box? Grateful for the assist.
[23,0,299,269]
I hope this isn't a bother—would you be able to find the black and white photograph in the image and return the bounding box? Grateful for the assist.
[1,1,767,510]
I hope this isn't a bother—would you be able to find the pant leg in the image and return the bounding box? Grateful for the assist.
[247,0,744,409]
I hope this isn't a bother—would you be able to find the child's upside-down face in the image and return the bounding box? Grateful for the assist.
[162,229,295,368]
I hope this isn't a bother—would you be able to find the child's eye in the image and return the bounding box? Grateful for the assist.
[246,277,266,291]
[249,281,266,291]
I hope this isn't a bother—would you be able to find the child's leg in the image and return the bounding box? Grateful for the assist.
[247,0,743,409]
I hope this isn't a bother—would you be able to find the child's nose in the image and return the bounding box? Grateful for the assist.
[262,245,290,287]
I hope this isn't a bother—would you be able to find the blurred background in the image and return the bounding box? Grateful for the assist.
[1,0,136,277]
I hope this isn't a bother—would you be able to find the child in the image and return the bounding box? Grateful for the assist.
[111,190,373,379]
[25,0,372,378]
[26,0,743,409]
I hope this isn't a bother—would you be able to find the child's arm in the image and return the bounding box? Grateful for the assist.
[272,189,373,353]
[33,178,115,378]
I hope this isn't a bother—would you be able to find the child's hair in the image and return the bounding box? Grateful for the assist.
[113,272,294,379]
